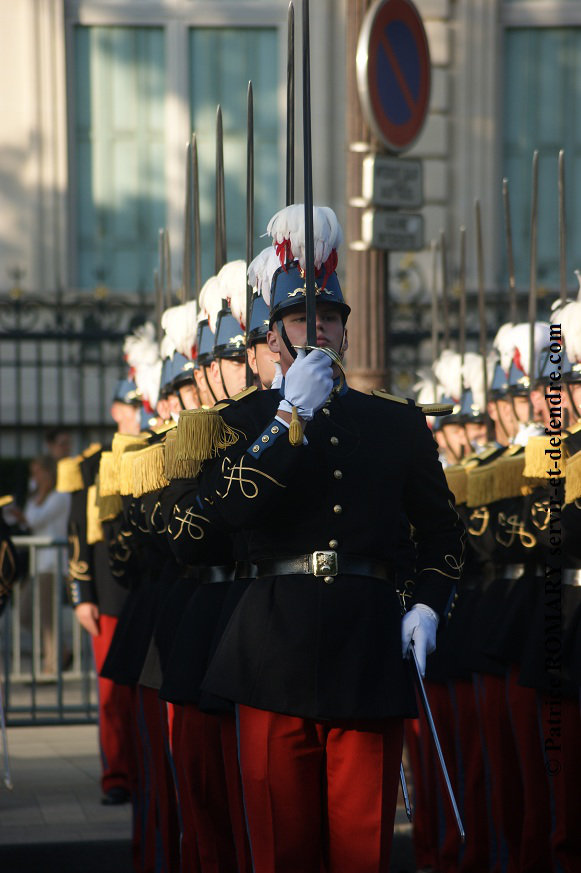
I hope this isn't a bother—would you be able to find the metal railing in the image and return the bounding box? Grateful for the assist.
[0,536,97,726]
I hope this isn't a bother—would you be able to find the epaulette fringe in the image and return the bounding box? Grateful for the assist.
[132,443,169,497]
[565,450,581,504]
[492,448,526,501]
[86,484,104,545]
[524,436,565,480]
[444,465,468,505]
[164,429,201,480]
[176,407,241,462]
[56,456,84,493]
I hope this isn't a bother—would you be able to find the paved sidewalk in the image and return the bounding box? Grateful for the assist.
[0,724,131,845]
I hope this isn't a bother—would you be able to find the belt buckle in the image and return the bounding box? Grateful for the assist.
[312,550,338,577]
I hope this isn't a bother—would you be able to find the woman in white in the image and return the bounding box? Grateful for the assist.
[15,456,71,675]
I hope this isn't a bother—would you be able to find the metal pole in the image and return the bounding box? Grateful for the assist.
[286,2,295,206]
[302,0,316,348]
[246,81,254,387]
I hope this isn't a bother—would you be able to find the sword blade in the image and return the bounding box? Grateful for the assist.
[400,762,412,821]
[559,150,567,304]
[302,0,316,348]
[287,1,295,206]
[215,105,227,273]
[192,133,202,298]
[502,178,517,324]
[409,644,465,841]
[528,151,539,420]
[246,81,254,387]
[475,200,488,410]
[182,139,192,303]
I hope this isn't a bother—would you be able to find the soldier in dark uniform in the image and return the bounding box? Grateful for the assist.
[65,378,141,806]
[197,205,465,873]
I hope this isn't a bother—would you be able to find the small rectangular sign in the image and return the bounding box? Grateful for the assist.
[361,209,424,251]
[362,155,423,208]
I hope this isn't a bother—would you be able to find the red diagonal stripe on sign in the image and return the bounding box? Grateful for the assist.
[379,28,417,115]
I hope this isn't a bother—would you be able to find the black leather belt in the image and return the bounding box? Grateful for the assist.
[199,564,237,584]
[256,551,393,583]
[235,561,257,580]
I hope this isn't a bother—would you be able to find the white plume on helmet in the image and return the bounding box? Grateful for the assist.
[123,322,162,409]
[551,271,581,364]
[433,349,463,401]
[492,322,516,374]
[509,321,551,376]
[199,275,222,333]
[461,352,489,410]
[248,247,281,307]
[161,300,198,358]
[414,369,442,406]
[216,260,247,329]
[267,204,343,271]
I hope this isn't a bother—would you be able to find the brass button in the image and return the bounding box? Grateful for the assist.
[333,470,342,479]
[261,435,269,443]
[271,425,280,434]
[252,445,260,453]
[333,505,342,514]
[329,539,339,549]
[323,408,331,416]
[330,436,339,446]
[324,575,335,584]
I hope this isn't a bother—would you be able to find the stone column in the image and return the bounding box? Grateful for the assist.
[344,0,391,392]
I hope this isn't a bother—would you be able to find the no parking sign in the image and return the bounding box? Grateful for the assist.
[356,0,431,154]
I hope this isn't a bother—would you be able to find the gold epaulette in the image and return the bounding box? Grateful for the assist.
[56,456,84,493]
[0,495,14,509]
[421,403,455,416]
[444,465,469,504]
[131,443,169,497]
[371,389,454,417]
[164,428,201,480]
[492,445,526,501]
[176,403,244,462]
[230,385,258,402]
[82,442,102,459]
[152,421,177,437]
[86,484,104,545]
[112,432,149,459]
[565,449,581,504]
[371,389,410,405]
[98,451,117,497]
[524,435,565,481]
[96,472,123,522]
[465,446,506,507]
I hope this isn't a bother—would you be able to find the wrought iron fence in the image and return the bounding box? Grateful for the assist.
[0,536,97,726]
[0,288,154,461]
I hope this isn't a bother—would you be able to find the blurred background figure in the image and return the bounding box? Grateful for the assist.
[44,427,73,461]
[12,456,71,676]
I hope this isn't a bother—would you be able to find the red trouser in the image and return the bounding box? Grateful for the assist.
[170,704,201,873]
[237,705,404,873]
[218,713,253,873]
[540,695,581,872]
[478,673,523,873]
[138,686,181,873]
[133,685,157,873]
[404,717,439,871]
[420,682,460,873]
[507,667,552,873]
[452,679,490,873]
[172,702,237,873]
[92,613,136,793]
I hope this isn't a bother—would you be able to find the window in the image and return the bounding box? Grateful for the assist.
[502,7,581,290]
[72,26,166,292]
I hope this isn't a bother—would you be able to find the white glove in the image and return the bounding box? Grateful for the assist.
[278,349,334,420]
[271,361,283,390]
[401,603,439,677]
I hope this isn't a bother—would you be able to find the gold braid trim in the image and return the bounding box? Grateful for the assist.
[82,442,102,459]
[68,534,91,582]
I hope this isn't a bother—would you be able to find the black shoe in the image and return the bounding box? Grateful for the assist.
[101,786,131,806]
